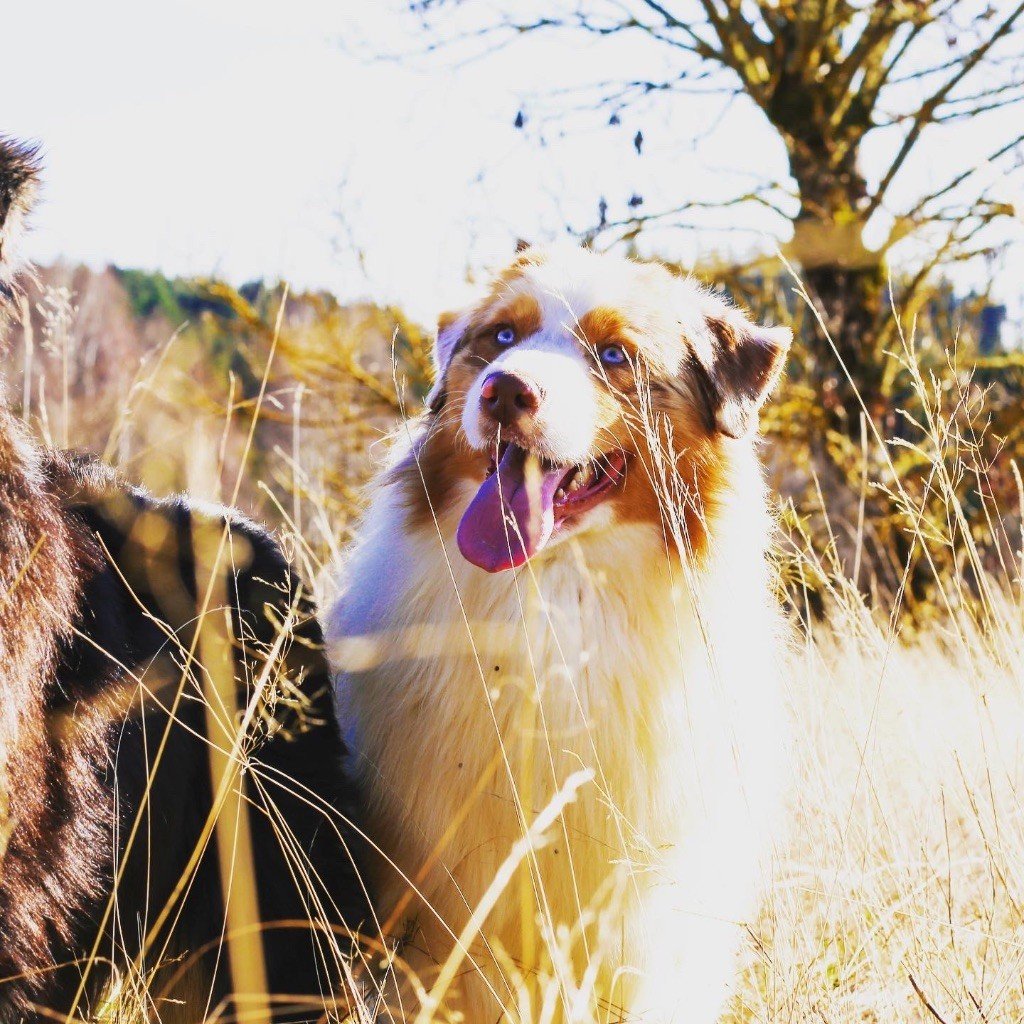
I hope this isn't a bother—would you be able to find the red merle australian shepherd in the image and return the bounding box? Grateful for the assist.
[329,244,793,1023]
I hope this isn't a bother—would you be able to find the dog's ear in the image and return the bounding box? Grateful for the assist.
[693,313,792,439]
[0,137,41,302]
[425,308,470,414]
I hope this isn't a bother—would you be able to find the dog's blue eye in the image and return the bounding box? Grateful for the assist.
[601,345,627,366]
[495,326,516,346]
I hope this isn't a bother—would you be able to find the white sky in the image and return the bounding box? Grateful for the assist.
[3,0,1023,325]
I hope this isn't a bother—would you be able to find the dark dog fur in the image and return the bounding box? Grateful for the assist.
[0,138,370,1023]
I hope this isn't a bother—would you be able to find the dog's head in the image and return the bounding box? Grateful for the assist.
[421,245,791,573]
[0,136,41,310]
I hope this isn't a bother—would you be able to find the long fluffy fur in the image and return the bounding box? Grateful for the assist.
[0,136,371,1022]
[0,137,39,305]
[329,245,791,1023]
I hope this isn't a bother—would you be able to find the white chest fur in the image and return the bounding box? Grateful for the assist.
[328,477,788,1023]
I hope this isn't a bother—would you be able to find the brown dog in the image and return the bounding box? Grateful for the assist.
[0,137,371,1023]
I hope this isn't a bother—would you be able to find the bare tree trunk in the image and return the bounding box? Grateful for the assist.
[802,260,887,424]
[786,138,888,432]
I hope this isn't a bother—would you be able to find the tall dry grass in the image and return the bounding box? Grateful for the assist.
[736,282,1024,1024]
[5,274,1022,1023]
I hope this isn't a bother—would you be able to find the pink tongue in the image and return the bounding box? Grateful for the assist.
[457,445,565,572]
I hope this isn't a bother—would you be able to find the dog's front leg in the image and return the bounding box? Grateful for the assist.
[633,770,785,1024]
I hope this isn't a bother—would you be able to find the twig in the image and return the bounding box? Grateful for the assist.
[908,973,952,1024]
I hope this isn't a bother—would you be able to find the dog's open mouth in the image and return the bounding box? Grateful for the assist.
[457,442,628,573]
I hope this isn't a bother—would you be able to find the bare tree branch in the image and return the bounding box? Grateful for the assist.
[580,183,795,245]
[635,0,727,60]
[867,0,1024,218]
[687,0,775,103]
[884,131,1024,252]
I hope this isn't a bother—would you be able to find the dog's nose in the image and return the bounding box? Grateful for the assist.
[479,371,540,427]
